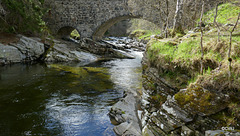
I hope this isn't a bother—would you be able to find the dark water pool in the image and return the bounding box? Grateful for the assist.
[0,51,143,136]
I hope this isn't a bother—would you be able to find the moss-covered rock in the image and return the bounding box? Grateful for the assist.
[175,84,230,116]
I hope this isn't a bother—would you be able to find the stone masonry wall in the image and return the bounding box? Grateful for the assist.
[44,0,226,40]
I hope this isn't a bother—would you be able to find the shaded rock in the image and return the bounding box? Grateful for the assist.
[142,125,155,136]
[181,126,195,136]
[129,30,146,39]
[0,44,23,64]
[143,96,194,135]
[10,35,44,61]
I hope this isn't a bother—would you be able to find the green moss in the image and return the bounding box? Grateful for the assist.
[49,64,113,91]
[150,94,167,109]
[175,84,217,114]
[130,29,161,40]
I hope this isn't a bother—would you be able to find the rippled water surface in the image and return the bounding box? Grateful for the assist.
[0,49,143,135]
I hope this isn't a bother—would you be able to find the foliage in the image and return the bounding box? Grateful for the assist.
[129,19,161,32]
[70,29,80,38]
[1,0,47,34]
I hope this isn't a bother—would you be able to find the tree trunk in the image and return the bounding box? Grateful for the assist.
[172,0,184,35]
[228,12,240,87]
[214,3,221,43]
[199,0,205,75]
[165,0,169,38]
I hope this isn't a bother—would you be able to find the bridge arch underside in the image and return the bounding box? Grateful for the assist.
[57,26,76,39]
[91,15,156,41]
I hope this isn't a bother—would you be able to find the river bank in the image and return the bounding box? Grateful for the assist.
[0,33,146,65]
[131,4,240,134]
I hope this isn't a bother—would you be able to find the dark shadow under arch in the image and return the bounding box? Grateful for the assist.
[92,15,141,41]
[57,26,76,39]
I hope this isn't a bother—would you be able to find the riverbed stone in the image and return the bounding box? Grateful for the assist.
[109,93,142,136]
[80,38,135,59]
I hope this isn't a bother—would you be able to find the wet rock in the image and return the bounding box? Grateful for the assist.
[81,38,135,59]
[109,93,142,136]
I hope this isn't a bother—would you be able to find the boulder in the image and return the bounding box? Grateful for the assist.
[44,41,98,63]
[0,44,23,64]
[10,35,45,61]
[174,84,230,116]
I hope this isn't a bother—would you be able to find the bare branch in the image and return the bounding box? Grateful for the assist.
[199,0,205,75]
[228,12,240,82]
[214,3,221,42]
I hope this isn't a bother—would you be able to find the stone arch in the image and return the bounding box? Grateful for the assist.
[92,15,138,41]
[92,15,158,41]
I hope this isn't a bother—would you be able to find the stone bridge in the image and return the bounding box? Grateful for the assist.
[44,0,219,41]
[44,0,172,41]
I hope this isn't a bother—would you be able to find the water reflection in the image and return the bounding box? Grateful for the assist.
[0,50,142,135]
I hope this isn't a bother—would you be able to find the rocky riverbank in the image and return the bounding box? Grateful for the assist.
[0,34,145,65]
[137,27,240,136]
[0,34,96,65]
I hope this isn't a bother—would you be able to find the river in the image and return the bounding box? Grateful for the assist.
[0,38,143,136]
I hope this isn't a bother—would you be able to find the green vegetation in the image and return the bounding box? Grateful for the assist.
[175,84,214,114]
[70,29,80,38]
[130,29,161,40]
[141,1,240,128]
[0,0,47,34]
[202,2,240,24]
[49,64,113,91]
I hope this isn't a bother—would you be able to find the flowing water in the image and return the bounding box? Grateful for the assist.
[0,41,143,136]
